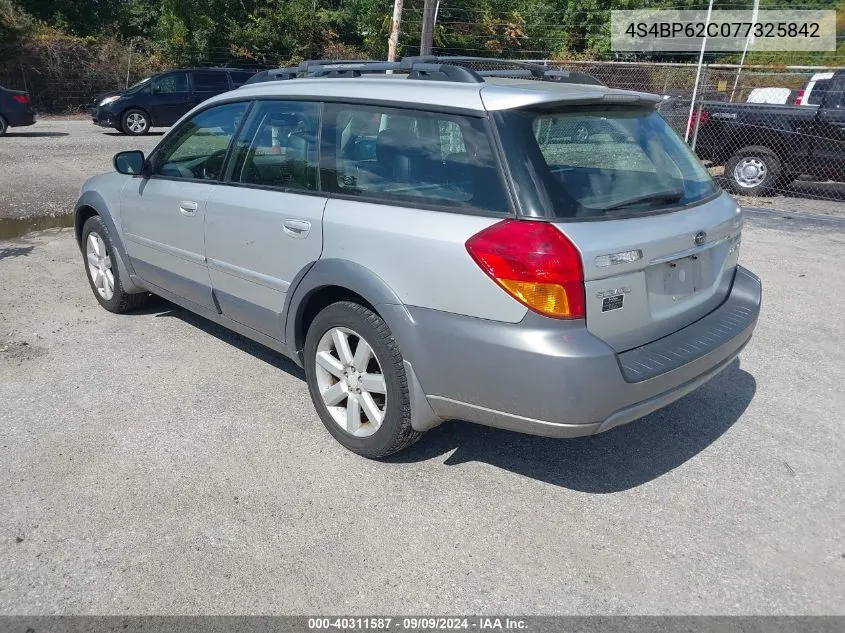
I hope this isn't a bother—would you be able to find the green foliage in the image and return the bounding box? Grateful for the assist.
[0,0,34,51]
[1,0,841,114]
[2,0,842,89]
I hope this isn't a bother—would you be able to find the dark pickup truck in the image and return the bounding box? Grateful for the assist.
[692,70,845,195]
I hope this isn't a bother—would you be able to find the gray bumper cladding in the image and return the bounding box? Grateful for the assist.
[398,266,761,438]
[618,267,762,382]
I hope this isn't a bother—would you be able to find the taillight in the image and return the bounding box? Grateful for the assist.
[794,89,805,105]
[689,109,709,130]
[13,94,30,104]
[465,219,585,319]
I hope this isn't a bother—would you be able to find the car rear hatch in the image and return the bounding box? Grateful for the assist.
[3,87,32,112]
[556,195,741,351]
[492,100,743,352]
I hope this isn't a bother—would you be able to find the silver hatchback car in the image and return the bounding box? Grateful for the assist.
[74,58,761,458]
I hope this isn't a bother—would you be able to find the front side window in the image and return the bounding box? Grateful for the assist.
[193,71,229,92]
[495,106,719,219]
[227,101,320,191]
[152,102,248,180]
[322,104,509,213]
[154,72,189,94]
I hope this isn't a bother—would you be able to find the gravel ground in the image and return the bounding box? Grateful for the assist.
[0,210,843,614]
[1,120,844,223]
[0,120,161,221]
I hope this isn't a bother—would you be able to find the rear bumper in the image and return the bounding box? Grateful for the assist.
[392,266,761,437]
[5,111,35,127]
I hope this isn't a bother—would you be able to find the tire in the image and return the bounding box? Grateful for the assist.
[121,108,150,135]
[0,115,7,136]
[81,216,149,313]
[303,301,422,458]
[725,146,781,196]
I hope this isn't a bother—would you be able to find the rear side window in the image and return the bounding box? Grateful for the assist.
[192,71,229,92]
[227,100,320,192]
[494,107,718,219]
[321,103,508,214]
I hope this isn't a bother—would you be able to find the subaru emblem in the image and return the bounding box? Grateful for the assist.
[694,231,706,246]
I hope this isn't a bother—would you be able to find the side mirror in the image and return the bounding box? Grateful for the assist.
[114,150,146,176]
[151,84,161,94]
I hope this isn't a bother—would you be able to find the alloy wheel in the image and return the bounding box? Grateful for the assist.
[314,326,387,437]
[86,232,115,300]
[126,113,147,134]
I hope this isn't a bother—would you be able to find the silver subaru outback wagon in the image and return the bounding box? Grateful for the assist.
[74,58,761,458]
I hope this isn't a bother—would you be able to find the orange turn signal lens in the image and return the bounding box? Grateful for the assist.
[498,280,573,318]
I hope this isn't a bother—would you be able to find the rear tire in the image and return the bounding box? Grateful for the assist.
[304,301,422,458]
[81,216,149,313]
[0,115,8,136]
[725,146,781,196]
[121,109,150,135]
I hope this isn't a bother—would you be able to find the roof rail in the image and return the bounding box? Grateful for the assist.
[241,56,603,87]
[295,58,483,83]
[402,56,605,86]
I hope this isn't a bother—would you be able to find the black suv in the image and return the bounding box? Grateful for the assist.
[91,68,256,135]
[0,86,35,136]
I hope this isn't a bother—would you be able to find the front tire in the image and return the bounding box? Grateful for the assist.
[81,216,148,313]
[304,301,422,458]
[0,115,8,136]
[725,146,781,196]
[121,109,150,135]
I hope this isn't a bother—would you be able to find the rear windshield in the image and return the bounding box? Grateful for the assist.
[494,106,719,219]
[807,78,831,106]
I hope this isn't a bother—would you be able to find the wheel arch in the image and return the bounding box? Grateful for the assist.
[284,259,409,360]
[285,258,442,433]
[74,191,145,294]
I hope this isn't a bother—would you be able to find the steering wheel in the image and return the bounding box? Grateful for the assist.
[201,149,229,180]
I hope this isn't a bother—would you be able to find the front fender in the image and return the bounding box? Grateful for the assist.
[74,188,145,294]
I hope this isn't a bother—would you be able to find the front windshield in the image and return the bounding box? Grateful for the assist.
[126,77,151,92]
[494,106,719,219]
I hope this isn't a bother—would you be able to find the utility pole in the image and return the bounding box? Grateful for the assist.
[387,0,404,62]
[685,0,714,142]
[420,0,437,56]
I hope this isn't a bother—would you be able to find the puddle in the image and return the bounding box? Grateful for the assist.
[0,214,74,240]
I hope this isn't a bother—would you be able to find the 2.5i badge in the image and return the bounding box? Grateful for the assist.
[597,287,630,312]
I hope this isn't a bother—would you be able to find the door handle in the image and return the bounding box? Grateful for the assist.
[179,200,198,217]
[283,218,311,239]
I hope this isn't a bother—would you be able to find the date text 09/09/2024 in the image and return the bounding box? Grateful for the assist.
[307,617,529,630]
